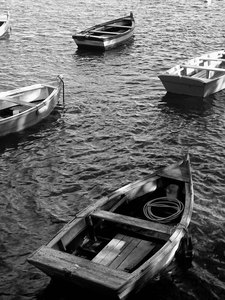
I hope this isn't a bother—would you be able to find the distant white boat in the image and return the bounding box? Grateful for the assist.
[0,11,11,38]
[158,50,225,97]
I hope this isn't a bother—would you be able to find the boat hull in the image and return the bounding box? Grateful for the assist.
[73,30,134,50]
[28,154,194,300]
[159,74,225,97]
[0,77,63,137]
[72,13,135,51]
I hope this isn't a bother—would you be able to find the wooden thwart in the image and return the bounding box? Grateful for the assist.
[28,246,129,291]
[0,96,36,107]
[90,210,173,236]
[181,64,225,72]
[201,58,225,62]
[105,25,131,29]
[90,30,120,35]
[92,233,154,272]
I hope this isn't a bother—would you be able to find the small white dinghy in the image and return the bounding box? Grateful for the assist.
[159,50,225,97]
[0,75,64,137]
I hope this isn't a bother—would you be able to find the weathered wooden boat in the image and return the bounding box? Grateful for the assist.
[159,50,225,97]
[0,75,64,137]
[28,153,194,300]
[0,11,11,38]
[72,12,135,51]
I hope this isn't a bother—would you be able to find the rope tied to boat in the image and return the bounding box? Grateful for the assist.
[143,197,184,224]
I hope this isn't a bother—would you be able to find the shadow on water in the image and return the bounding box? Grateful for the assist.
[36,258,222,300]
[36,271,193,300]
[160,92,214,114]
[0,109,63,153]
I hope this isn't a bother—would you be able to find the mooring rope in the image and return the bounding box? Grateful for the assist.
[143,197,184,224]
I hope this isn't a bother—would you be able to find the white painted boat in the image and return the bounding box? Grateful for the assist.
[0,11,11,38]
[72,12,135,51]
[159,50,225,97]
[28,153,194,300]
[0,75,64,137]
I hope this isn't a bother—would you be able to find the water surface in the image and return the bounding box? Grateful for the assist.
[0,0,224,299]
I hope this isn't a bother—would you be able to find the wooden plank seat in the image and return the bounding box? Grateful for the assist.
[92,233,155,272]
[201,58,225,62]
[90,210,173,240]
[0,96,37,107]
[89,30,120,35]
[191,70,206,78]
[28,245,129,290]
[180,64,225,72]
[105,25,131,29]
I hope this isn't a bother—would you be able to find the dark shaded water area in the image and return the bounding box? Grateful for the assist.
[0,0,224,299]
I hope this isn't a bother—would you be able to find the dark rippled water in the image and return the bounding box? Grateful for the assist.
[0,0,225,299]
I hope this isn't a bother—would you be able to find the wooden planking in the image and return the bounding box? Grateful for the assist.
[92,234,126,265]
[191,70,206,78]
[116,239,154,271]
[105,25,131,29]
[28,246,129,291]
[47,217,87,249]
[90,210,173,236]
[180,64,225,72]
[109,235,140,269]
[0,96,36,107]
[90,30,120,35]
[92,234,155,272]
[201,58,225,62]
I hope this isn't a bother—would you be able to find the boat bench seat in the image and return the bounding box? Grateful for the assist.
[181,64,225,72]
[191,70,206,78]
[90,210,173,240]
[0,96,37,107]
[92,233,155,272]
[28,246,129,291]
[90,30,120,35]
[105,25,131,29]
[201,58,225,62]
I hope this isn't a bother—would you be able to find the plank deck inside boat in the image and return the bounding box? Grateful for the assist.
[92,233,155,272]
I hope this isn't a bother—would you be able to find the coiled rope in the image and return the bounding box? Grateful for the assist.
[143,197,184,224]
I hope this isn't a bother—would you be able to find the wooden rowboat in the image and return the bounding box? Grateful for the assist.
[0,75,64,137]
[72,12,135,51]
[28,153,194,300]
[0,11,11,38]
[159,50,225,97]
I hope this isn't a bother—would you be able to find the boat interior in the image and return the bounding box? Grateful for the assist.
[0,86,54,118]
[50,176,186,273]
[86,19,133,36]
[171,53,225,79]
